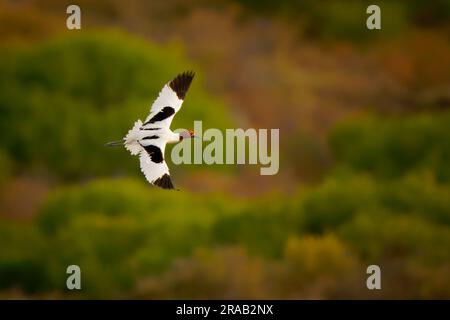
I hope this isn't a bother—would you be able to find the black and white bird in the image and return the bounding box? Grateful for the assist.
[106,71,197,190]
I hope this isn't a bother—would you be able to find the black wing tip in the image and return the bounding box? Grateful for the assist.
[179,70,195,79]
[169,71,195,100]
[153,173,175,190]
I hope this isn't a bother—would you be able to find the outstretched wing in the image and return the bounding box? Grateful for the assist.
[138,140,175,189]
[142,71,195,129]
[136,71,195,189]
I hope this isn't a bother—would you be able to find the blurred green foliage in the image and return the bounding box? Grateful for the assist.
[0,31,234,179]
[235,0,449,42]
[330,112,450,181]
[0,27,449,298]
[0,149,11,189]
[1,110,450,298]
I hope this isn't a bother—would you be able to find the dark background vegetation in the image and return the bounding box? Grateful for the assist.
[0,0,449,298]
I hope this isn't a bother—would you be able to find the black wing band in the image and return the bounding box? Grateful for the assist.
[144,106,175,125]
[142,135,159,140]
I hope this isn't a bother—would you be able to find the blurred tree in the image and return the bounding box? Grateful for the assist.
[330,112,450,181]
[0,31,234,180]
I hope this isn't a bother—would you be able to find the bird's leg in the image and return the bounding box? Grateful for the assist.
[105,140,123,147]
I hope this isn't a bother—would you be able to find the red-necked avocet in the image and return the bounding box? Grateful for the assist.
[106,71,197,190]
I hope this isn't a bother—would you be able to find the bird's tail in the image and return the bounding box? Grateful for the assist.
[124,120,143,156]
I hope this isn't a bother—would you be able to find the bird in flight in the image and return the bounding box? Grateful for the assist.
[106,71,197,190]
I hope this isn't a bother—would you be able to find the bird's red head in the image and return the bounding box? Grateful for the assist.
[179,129,197,141]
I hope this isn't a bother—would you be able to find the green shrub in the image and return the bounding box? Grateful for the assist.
[330,112,450,181]
[379,174,450,226]
[299,176,377,233]
[337,212,450,264]
[0,31,234,179]
[212,195,294,258]
[37,178,226,278]
[0,221,54,292]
